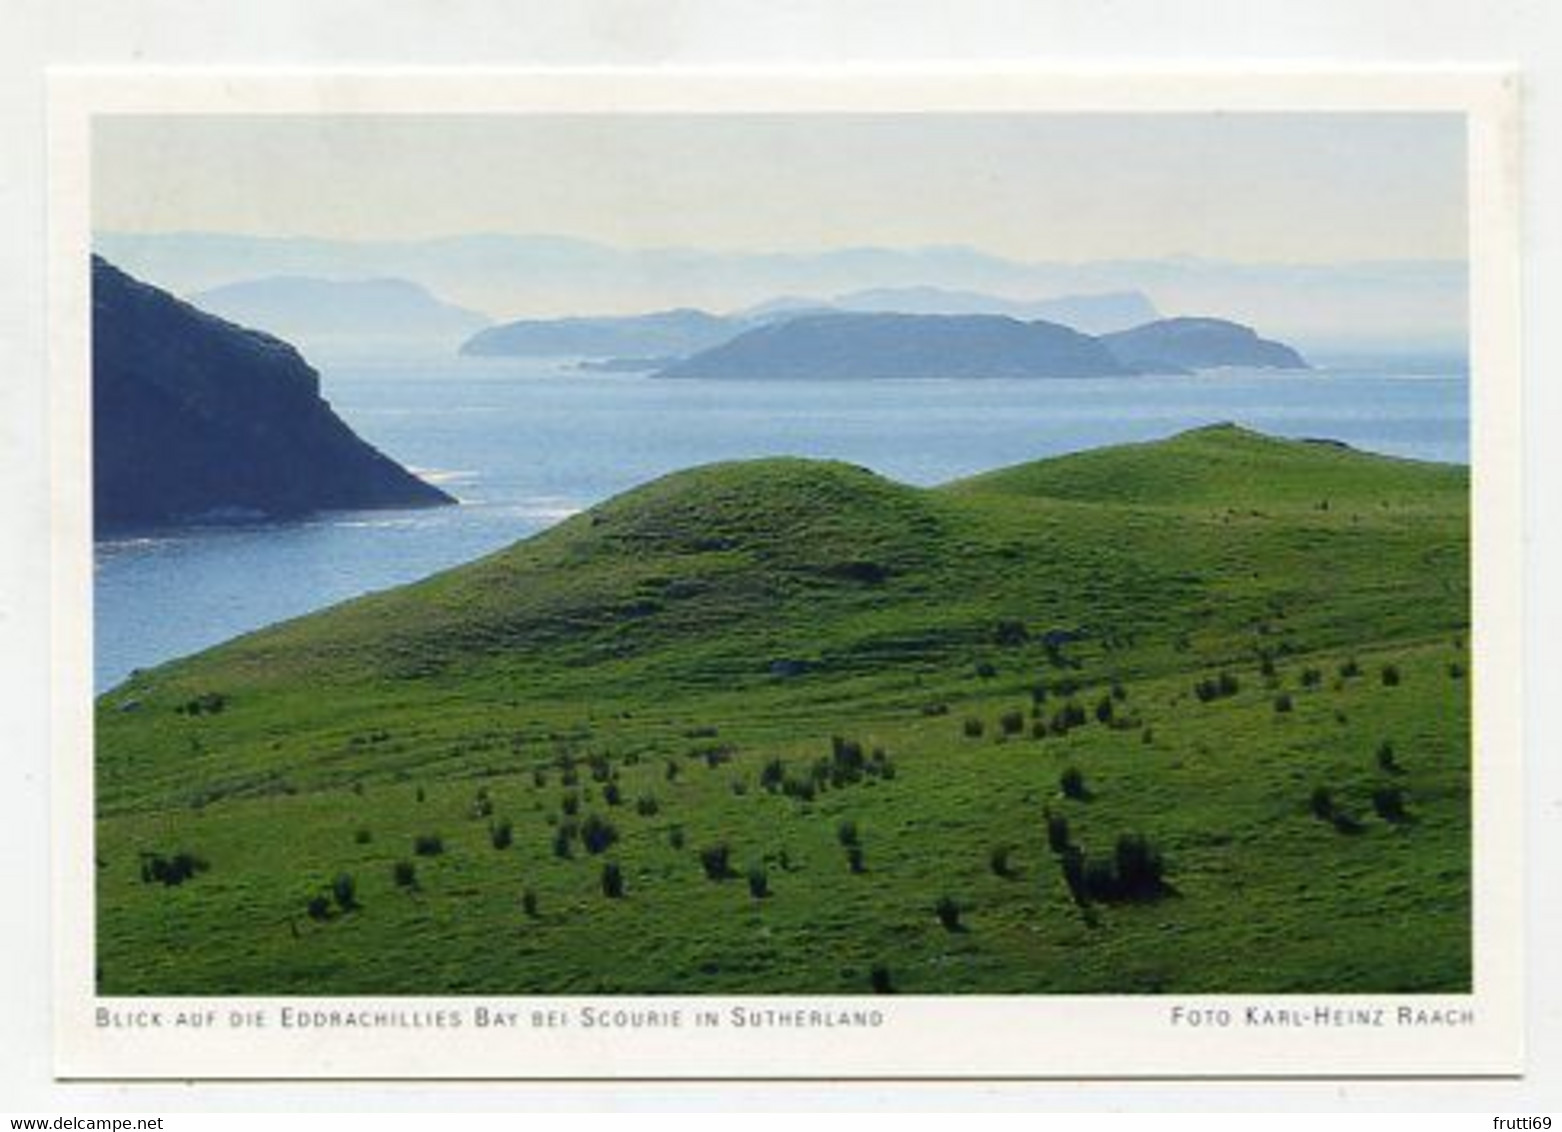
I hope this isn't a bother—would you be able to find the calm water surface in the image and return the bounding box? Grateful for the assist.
[95,358,1468,691]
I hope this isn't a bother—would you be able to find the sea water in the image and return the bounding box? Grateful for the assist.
[93,357,1469,692]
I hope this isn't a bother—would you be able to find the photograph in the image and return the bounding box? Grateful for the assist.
[45,70,1522,1079]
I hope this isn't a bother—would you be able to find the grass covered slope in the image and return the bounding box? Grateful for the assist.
[95,425,1471,995]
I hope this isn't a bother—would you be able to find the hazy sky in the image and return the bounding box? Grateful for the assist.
[93,113,1465,263]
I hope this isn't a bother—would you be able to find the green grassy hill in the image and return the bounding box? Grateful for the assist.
[95,424,1471,995]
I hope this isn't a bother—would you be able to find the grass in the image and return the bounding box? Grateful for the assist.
[93,425,1470,995]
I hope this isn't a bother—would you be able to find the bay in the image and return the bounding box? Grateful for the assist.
[93,357,1468,692]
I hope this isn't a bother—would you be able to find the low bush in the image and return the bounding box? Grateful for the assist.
[869,964,894,994]
[489,819,514,851]
[635,794,660,817]
[413,834,444,857]
[139,851,208,887]
[1372,786,1409,823]
[999,709,1025,736]
[1377,740,1401,774]
[1273,692,1294,714]
[332,872,358,913]
[1046,811,1071,854]
[846,845,866,874]
[962,717,986,739]
[700,844,732,880]
[836,819,860,848]
[1060,766,1087,800]
[580,814,619,855]
[747,865,770,899]
[989,844,1015,878]
[521,888,539,918]
[935,895,963,931]
[306,894,331,921]
[1310,786,1334,820]
[1381,664,1402,687]
[600,862,625,899]
[353,828,372,845]
[392,860,417,889]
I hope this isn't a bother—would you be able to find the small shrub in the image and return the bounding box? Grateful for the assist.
[415,786,426,803]
[392,860,417,889]
[1111,834,1164,899]
[962,717,985,739]
[836,819,860,848]
[668,826,686,850]
[551,826,574,859]
[635,794,660,817]
[600,862,625,899]
[1381,664,1402,687]
[846,845,866,874]
[1030,718,1048,740]
[994,619,1029,646]
[561,792,580,817]
[1331,809,1365,835]
[139,851,209,887]
[306,894,332,921]
[413,834,444,857]
[665,760,680,782]
[746,865,770,899]
[353,828,372,845]
[700,843,732,880]
[989,844,1015,878]
[532,768,548,789]
[1309,786,1334,820]
[975,661,997,679]
[1340,658,1361,678]
[521,888,539,918]
[332,872,358,913]
[603,782,622,807]
[580,814,619,855]
[1060,766,1087,800]
[760,758,786,792]
[921,702,950,717]
[1273,692,1294,714]
[1059,845,1088,906]
[1376,740,1401,774]
[1301,667,1322,688]
[869,964,894,994]
[1094,696,1114,725]
[489,819,514,851]
[1372,786,1408,823]
[1046,811,1071,854]
[1449,661,1465,680]
[999,710,1025,736]
[935,895,963,931]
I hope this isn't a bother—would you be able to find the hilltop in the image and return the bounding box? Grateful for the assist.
[96,427,1469,995]
[1101,317,1309,372]
[92,256,454,532]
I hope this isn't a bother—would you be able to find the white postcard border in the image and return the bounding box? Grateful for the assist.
[48,67,1524,1080]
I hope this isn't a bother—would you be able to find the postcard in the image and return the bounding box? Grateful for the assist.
[49,68,1522,1079]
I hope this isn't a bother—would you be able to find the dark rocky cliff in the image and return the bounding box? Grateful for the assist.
[93,256,454,533]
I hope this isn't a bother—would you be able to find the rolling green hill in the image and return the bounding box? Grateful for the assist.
[95,425,1471,995]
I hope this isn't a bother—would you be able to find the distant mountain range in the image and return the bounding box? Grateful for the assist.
[92,257,453,532]
[93,230,1467,353]
[650,312,1306,381]
[191,276,491,358]
[462,309,734,359]
[792,286,1160,334]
